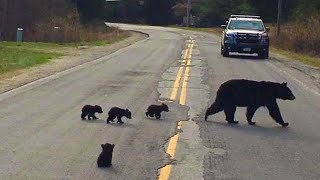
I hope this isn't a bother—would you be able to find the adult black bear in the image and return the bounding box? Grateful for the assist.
[205,79,295,127]
[106,107,132,124]
[146,103,169,119]
[97,143,115,168]
[81,105,103,120]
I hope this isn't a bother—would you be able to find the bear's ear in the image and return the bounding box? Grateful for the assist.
[282,82,287,86]
[112,144,115,148]
[101,144,105,148]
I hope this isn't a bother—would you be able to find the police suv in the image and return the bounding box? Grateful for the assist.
[221,15,270,59]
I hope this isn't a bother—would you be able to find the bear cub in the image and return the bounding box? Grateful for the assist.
[205,79,295,127]
[81,105,103,120]
[146,103,169,119]
[106,107,132,124]
[97,143,115,168]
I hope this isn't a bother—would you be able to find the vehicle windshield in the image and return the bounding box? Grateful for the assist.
[228,19,265,31]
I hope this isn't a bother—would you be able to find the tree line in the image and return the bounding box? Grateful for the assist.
[75,0,319,26]
[0,0,319,40]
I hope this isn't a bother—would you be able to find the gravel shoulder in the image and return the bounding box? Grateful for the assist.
[0,31,148,94]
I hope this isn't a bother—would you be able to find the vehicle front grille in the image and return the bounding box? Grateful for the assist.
[236,33,260,44]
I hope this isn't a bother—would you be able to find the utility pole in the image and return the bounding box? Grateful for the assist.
[186,0,191,26]
[277,0,282,36]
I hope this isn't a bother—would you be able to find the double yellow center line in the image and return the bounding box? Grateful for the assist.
[158,39,194,180]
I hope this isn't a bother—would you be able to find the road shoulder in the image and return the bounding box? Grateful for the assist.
[0,31,148,94]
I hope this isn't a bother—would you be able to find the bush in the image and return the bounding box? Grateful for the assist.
[24,10,123,43]
[270,14,320,57]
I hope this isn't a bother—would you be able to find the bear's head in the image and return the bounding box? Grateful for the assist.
[125,109,132,119]
[161,103,170,112]
[101,143,115,154]
[276,82,296,100]
[94,105,103,113]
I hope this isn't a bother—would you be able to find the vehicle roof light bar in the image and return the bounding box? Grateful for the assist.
[230,15,261,19]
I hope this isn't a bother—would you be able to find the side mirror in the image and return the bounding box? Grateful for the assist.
[265,27,270,32]
[221,25,226,29]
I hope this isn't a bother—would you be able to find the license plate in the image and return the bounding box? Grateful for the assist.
[243,48,251,52]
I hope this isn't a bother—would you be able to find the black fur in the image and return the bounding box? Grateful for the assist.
[106,107,132,124]
[97,143,115,168]
[145,103,169,119]
[81,105,103,120]
[205,79,295,127]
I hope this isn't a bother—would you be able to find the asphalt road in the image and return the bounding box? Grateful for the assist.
[0,24,320,180]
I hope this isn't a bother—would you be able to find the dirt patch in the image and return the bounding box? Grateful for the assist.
[0,31,148,94]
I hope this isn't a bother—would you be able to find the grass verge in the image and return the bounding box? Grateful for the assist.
[0,33,129,74]
[0,42,63,74]
[271,47,320,69]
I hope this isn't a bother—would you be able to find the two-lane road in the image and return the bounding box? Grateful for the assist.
[0,24,319,180]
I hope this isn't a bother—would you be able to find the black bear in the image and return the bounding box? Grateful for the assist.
[145,103,169,119]
[97,143,115,168]
[205,79,295,127]
[81,105,103,120]
[106,107,132,124]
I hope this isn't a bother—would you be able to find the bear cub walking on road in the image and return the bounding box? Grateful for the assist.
[97,143,115,168]
[146,103,169,119]
[81,105,103,120]
[106,107,132,124]
[205,79,295,127]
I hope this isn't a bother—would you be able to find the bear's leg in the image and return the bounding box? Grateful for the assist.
[81,113,87,120]
[149,112,155,117]
[266,102,289,127]
[205,102,223,121]
[145,111,149,117]
[107,154,113,166]
[106,115,115,124]
[89,112,98,120]
[92,113,98,120]
[117,116,124,124]
[224,105,238,124]
[155,113,161,119]
[246,106,259,125]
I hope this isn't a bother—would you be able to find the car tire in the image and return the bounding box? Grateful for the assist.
[258,51,267,59]
[222,47,229,57]
[258,48,269,59]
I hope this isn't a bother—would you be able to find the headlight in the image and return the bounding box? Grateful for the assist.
[260,33,269,43]
[225,33,235,43]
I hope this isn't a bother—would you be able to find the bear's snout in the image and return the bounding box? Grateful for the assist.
[288,95,296,100]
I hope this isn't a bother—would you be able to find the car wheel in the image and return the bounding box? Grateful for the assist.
[222,47,229,57]
[258,49,269,59]
[258,51,265,59]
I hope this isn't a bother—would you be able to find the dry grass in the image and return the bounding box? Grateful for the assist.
[269,15,320,57]
[24,10,126,44]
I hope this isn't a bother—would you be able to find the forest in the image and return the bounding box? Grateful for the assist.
[0,0,319,55]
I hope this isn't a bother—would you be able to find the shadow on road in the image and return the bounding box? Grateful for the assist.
[225,53,268,61]
[204,120,297,140]
[82,119,106,123]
